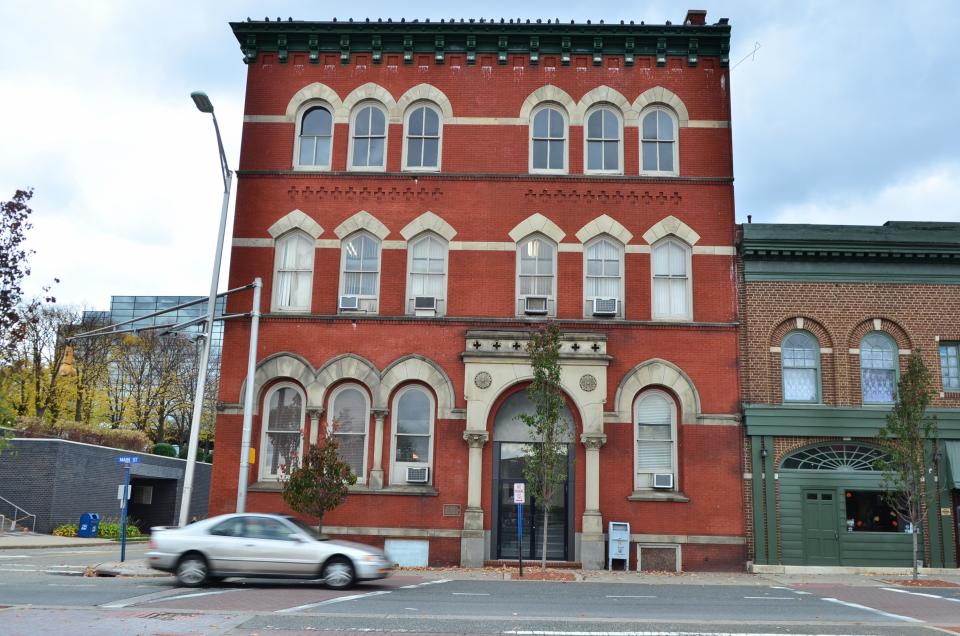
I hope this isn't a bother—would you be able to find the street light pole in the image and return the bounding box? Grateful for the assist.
[179,91,231,527]
[236,277,262,513]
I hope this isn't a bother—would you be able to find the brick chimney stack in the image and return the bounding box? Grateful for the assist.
[685,9,707,26]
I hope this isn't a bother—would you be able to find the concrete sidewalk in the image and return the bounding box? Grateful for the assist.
[0,532,115,549]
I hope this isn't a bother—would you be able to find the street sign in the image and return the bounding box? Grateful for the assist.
[513,482,525,505]
[117,485,132,501]
[116,456,141,465]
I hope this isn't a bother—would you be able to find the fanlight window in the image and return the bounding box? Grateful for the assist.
[781,444,889,471]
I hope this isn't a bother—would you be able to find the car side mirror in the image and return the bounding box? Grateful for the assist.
[290,533,308,542]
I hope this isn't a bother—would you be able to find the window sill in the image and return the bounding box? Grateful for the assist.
[627,490,690,503]
[348,484,439,496]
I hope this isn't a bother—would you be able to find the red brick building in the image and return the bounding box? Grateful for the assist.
[740,222,960,568]
[210,10,745,570]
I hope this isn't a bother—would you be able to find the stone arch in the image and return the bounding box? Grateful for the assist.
[633,86,690,127]
[508,213,566,244]
[333,210,390,241]
[577,86,635,124]
[240,352,317,414]
[378,354,457,417]
[284,82,346,120]
[575,214,634,245]
[481,376,585,437]
[519,85,579,124]
[641,215,700,246]
[313,353,381,408]
[399,211,457,242]
[342,83,398,121]
[614,359,701,424]
[848,317,912,351]
[267,209,324,240]
[770,316,834,350]
[395,84,454,121]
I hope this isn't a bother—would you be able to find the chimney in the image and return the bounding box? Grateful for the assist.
[684,10,707,26]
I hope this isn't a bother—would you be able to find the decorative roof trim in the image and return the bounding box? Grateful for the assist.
[268,209,324,239]
[400,211,457,241]
[334,210,390,240]
[508,213,566,244]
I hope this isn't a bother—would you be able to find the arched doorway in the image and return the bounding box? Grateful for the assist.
[490,389,576,561]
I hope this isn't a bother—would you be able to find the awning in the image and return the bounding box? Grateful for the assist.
[946,441,960,489]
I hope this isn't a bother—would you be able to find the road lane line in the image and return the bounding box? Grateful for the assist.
[822,597,924,623]
[743,596,796,600]
[100,588,191,608]
[503,632,882,636]
[275,589,392,613]
[452,592,491,596]
[605,595,656,598]
[0,555,29,559]
[882,586,960,603]
[149,588,246,602]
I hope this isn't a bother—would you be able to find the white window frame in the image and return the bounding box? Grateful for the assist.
[389,385,436,486]
[515,233,558,317]
[781,330,821,404]
[583,105,624,175]
[639,106,679,177]
[327,383,371,485]
[941,341,960,392]
[528,104,569,174]
[651,237,693,321]
[271,230,315,313]
[347,101,388,172]
[583,235,625,318]
[860,331,898,405]
[633,389,678,491]
[338,231,381,314]
[402,102,442,172]
[258,382,305,481]
[405,232,448,316]
[293,101,335,171]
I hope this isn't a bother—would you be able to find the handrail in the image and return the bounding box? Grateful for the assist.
[0,494,37,532]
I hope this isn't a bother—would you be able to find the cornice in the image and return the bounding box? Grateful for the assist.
[235,170,734,186]
[230,19,730,68]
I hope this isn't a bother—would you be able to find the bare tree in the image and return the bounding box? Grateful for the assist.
[66,312,112,424]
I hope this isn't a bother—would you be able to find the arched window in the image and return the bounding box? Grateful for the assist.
[404,104,441,170]
[634,390,678,490]
[860,332,897,404]
[530,105,567,173]
[339,232,380,313]
[259,384,304,480]
[349,103,387,170]
[782,331,820,403]
[584,107,622,174]
[406,234,448,315]
[640,106,678,175]
[584,237,623,318]
[651,238,691,320]
[517,235,556,316]
[296,105,333,168]
[390,386,435,485]
[272,231,314,312]
[328,384,370,483]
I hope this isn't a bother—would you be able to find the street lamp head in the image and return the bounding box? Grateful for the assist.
[191,91,214,113]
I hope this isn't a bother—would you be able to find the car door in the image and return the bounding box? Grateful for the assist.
[240,516,319,576]
[204,516,253,574]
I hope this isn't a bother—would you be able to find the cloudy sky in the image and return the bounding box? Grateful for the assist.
[2,1,957,308]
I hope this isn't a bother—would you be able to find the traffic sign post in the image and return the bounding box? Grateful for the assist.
[513,483,525,577]
[116,456,139,562]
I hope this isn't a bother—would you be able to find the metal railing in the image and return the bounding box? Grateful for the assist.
[0,495,36,533]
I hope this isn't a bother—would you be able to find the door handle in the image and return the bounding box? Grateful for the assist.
[833,531,839,540]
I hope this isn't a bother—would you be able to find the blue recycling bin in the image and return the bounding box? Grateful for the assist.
[77,513,100,538]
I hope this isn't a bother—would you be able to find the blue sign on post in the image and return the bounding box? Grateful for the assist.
[116,456,139,562]
[116,456,141,465]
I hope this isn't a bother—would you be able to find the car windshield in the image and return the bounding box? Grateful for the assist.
[285,517,326,540]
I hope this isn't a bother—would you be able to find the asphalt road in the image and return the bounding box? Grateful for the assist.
[1,545,958,636]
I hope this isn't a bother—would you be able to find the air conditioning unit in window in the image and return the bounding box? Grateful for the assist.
[413,296,437,314]
[523,296,549,315]
[592,297,618,317]
[405,466,430,484]
[339,295,359,311]
[653,473,674,489]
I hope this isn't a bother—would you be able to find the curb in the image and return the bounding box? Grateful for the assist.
[92,562,168,578]
[0,540,117,550]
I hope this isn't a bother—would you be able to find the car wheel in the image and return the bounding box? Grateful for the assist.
[322,557,355,590]
[175,553,209,588]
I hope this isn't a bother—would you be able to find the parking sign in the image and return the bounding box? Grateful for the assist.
[513,482,525,504]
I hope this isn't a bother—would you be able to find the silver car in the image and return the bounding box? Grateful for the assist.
[146,513,394,589]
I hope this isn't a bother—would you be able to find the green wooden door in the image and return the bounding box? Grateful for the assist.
[802,490,839,565]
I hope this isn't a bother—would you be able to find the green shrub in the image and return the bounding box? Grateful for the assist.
[97,518,141,539]
[53,523,77,537]
[152,443,177,457]
[14,417,150,452]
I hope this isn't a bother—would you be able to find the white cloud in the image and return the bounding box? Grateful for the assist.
[771,162,960,225]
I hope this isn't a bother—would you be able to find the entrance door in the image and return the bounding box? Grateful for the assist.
[803,490,840,565]
[496,442,568,561]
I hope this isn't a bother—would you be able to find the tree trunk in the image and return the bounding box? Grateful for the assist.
[912,527,918,581]
[541,507,549,570]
